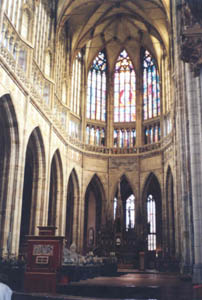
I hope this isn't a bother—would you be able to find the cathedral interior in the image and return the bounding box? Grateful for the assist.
[0,0,202,297]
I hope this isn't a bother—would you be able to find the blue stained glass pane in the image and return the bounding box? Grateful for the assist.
[143,49,161,122]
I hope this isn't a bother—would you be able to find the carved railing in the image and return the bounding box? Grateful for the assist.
[31,60,54,108]
[0,14,31,88]
[68,133,172,156]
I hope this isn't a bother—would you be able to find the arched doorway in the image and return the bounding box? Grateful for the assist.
[84,175,103,254]
[0,94,19,256]
[112,175,136,265]
[48,150,63,232]
[113,175,135,232]
[19,127,46,255]
[66,169,79,248]
[142,173,162,268]
[166,167,175,257]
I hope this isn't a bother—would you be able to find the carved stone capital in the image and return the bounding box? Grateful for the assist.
[180,3,202,76]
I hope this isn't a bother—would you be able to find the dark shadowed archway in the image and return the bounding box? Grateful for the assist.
[113,175,135,231]
[19,127,46,254]
[84,174,104,254]
[66,169,79,248]
[48,149,63,232]
[0,94,19,256]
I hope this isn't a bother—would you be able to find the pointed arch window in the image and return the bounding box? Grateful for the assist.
[87,51,107,121]
[143,50,160,120]
[114,50,136,123]
[71,52,82,115]
[147,194,156,251]
[126,194,135,230]
[113,194,135,230]
[114,197,118,219]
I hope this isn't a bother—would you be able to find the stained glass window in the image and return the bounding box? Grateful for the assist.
[144,122,160,145]
[143,50,160,120]
[114,128,136,148]
[87,51,107,121]
[71,52,82,115]
[114,50,136,122]
[86,125,105,146]
[147,194,156,251]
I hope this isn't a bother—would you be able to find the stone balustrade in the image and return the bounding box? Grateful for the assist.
[68,133,172,156]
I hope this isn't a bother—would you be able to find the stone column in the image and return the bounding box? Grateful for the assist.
[80,52,87,142]
[179,2,202,281]
[135,58,143,147]
[186,66,202,283]
[106,74,114,147]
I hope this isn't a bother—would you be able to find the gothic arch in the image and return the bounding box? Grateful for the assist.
[142,172,162,257]
[142,172,161,196]
[112,174,135,201]
[113,174,136,230]
[0,94,19,255]
[20,126,46,252]
[66,168,80,248]
[112,47,137,73]
[166,166,175,257]
[83,174,105,253]
[48,149,64,234]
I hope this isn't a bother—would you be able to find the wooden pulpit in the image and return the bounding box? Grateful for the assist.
[24,226,64,293]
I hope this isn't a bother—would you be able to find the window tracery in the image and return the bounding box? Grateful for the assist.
[114,50,136,123]
[87,51,107,121]
[143,50,160,120]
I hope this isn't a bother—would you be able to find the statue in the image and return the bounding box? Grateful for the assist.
[63,242,80,264]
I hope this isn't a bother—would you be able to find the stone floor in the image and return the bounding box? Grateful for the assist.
[13,270,196,300]
[57,270,193,300]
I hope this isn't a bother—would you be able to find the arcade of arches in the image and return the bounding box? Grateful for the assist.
[0,0,202,284]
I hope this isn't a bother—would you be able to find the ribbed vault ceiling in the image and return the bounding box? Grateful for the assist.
[57,0,170,69]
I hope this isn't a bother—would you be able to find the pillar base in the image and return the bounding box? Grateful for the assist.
[193,264,202,284]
